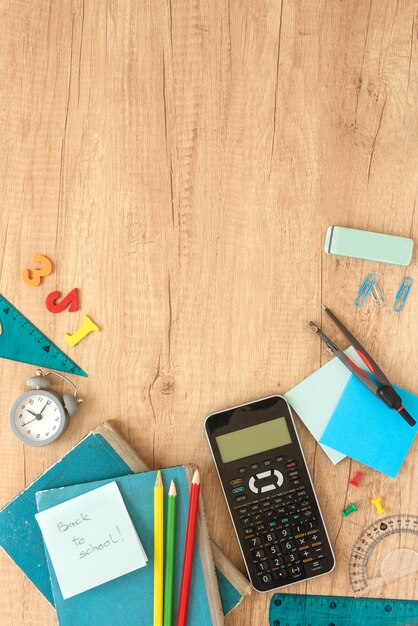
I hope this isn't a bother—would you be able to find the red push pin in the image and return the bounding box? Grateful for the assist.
[349,471,363,488]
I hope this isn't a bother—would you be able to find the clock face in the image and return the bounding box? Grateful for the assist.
[10,390,65,445]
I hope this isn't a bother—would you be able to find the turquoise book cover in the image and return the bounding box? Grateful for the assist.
[36,467,223,626]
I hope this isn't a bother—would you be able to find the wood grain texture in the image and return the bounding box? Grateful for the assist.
[0,0,417,623]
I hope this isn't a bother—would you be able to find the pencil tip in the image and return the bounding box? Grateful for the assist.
[321,304,326,310]
[192,468,200,484]
[169,480,177,496]
[155,470,163,487]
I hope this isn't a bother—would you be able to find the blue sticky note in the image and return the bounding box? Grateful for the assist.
[320,376,418,477]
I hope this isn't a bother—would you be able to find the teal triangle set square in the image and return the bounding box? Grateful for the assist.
[0,294,87,376]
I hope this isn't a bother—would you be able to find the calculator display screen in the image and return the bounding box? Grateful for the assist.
[215,417,292,463]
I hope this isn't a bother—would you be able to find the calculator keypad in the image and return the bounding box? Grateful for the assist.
[231,456,332,590]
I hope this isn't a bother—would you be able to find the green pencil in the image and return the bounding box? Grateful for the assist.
[163,480,177,626]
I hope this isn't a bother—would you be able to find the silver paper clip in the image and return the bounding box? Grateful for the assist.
[370,281,386,307]
[354,273,376,308]
[394,277,412,312]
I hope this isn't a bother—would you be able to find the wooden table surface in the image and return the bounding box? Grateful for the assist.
[0,1,417,624]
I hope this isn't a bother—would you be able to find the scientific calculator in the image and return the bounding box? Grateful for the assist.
[205,395,335,592]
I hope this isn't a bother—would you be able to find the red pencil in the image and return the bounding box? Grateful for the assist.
[176,467,200,626]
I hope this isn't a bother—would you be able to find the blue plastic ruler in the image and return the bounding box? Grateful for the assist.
[0,294,87,377]
[270,593,418,626]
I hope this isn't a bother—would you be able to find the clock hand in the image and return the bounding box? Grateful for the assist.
[20,417,38,427]
[26,409,38,417]
[40,401,49,415]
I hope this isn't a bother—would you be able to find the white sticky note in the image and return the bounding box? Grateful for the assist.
[35,481,148,599]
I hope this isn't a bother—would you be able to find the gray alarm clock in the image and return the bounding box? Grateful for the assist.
[9,369,83,446]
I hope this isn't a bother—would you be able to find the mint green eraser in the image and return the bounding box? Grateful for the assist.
[324,226,414,266]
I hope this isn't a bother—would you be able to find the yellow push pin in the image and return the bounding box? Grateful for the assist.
[371,496,385,514]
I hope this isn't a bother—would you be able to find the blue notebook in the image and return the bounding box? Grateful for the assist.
[37,468,222,625]
[0,423,250,616]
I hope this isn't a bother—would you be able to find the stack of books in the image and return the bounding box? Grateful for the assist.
[0,422,251,625]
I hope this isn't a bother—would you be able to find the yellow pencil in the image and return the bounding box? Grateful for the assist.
[154,470,164,626]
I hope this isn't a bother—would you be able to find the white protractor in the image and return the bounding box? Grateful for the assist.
[349,514,418,596]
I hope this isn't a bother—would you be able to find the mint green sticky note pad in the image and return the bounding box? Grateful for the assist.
[325,226,413,266]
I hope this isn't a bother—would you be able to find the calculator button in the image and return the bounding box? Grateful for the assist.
[261,484,276,493]
[267,520,279,530]
[297,489,307,498]
[270,557,284,569]
[234,494,247,503]
[261,500,271,509]
[303,509,315,519]
[304,516,317,531]
[293,523,305,534]
[249,503,260,512]
[267,544,281,557]
[243,527,255,538]
[232,486,245,494]
[256,561,269,573]
[284,553,299,565]
[238,467,247,474]
[250,463,260,470]
[311,540,322,548]
[253,513,264,525]
[273,497,284,507]
[289,564,303,578]
[309,533,320,542]
[294,531,305,539]
[273,568,288,580]
[238,507,248,516]
[240,516,251,527]
[287,470,300,479]
[300,549,311,559]
[230,478,243,486]
[249,473,283,494]
[248,477,257,493]
[280,539,296,551]
[247,536,262,549]
[278,527,291,539]
[275,456,285,463]
[286,461,297,469]
[296,536,308,548]
[305,559,327,573]
[263,459,273,467]
[291,479,303,488]
[263,532,276,543]
[259,572,273,584]
[251,548,266,561]
[264,510,275,521]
